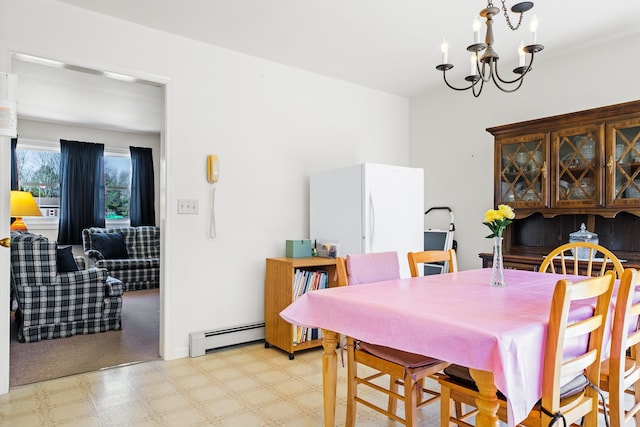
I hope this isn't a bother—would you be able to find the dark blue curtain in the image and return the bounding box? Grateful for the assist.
[58,140,105,245]
[10,137,18,228]
[129,146,155,226]
[10,137,18,190]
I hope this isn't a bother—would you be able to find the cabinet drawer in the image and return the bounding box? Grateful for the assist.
[504,261,538,271]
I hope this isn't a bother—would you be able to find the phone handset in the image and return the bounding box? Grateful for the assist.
[207,155,220,238]
[207,154,220,183]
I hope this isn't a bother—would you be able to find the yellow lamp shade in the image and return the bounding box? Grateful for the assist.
[10,191,43,232]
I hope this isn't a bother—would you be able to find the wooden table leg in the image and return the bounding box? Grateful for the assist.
[469,368,500,427]
[321,329,338,427]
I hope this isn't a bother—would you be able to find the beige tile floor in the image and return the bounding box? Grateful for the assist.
[0,340,622,427]
[0,342,441,427]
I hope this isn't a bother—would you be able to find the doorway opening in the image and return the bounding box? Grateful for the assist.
[7,52,166,387]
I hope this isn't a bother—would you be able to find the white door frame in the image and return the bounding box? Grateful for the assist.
[0,135,11,394]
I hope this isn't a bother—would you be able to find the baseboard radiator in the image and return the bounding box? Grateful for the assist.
[189,322,265,357]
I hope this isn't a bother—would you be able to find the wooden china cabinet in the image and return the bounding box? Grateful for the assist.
[479,100,640,271]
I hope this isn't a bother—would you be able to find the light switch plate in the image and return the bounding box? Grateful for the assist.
[178,199,198,214]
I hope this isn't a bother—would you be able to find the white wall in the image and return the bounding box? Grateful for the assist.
[0,0,411,388]
[410,32,640,270]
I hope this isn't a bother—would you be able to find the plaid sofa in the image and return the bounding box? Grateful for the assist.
[82,226,160,291]
[10,232,123,343]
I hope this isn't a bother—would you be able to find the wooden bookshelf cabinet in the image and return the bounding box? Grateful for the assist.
[484,100,640,271]
[264,257,337,359]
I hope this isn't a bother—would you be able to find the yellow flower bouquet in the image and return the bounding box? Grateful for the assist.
[483,204,515,238]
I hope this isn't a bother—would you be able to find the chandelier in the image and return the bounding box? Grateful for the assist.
[436,1,543,97]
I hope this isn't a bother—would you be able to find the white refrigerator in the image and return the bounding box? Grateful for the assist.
[309,163,424,278]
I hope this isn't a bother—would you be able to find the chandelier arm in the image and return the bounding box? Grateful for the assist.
[492,60,528,85]
[491,70,525,93]
[478,60,494,83]
[518,51,537,74]
[471,79,485,97]
[441,71,479,91]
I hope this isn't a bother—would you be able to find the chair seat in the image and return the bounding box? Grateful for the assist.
[601,356,638,379]
[443,364,589,401]
[359,341,444,369]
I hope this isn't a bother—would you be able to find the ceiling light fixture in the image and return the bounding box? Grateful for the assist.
[436,1,543,97]
[13,52,161,87]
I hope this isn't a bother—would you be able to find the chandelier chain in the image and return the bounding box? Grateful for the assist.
[500,0,524,31]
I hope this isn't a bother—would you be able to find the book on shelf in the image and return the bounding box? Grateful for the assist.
[292,269,328,300]
[292,269,307,299]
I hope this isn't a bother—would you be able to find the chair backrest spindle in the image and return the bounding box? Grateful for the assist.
[540,242,623,278]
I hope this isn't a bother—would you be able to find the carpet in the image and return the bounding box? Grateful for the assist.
[10,288,160,387]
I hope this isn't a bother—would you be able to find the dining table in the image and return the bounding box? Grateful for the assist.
[279,267,598,427]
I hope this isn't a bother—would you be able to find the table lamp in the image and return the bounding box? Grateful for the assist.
[10,191,43,231]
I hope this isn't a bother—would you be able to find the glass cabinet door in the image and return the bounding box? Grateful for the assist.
[608,117,640,206]
[553,125,604,208]
[497,134,547,207]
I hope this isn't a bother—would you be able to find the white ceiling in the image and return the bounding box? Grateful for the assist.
[15,0,640,133]
[13,56,163,134]
[55,0,640,97]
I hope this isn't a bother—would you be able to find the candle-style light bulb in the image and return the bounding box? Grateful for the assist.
[529,15,539,44]
[518,41,525,67]
[473,15,481,44]
[469,54,476,75]
[441,36,449,64]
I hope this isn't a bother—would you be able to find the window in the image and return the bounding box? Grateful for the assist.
[105,155,131,219]
[16,146,60,217]
[17,141,131,223]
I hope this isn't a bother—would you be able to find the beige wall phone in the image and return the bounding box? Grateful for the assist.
[207,155,219,238]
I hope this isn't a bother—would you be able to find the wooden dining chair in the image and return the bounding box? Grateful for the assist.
[539,241,624,278]
[599,268,640,427]
[438,271,615,427]
[336,252,450,427]
[407,249,458,277]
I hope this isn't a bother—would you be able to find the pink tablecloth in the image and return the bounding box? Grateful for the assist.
[280,268,588,426]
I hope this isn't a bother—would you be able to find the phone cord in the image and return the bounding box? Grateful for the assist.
[209,183,217,239]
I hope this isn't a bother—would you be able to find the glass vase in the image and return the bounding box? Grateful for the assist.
[490,236,506,287]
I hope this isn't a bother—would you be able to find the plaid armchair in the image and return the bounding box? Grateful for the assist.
[10,232,123,343]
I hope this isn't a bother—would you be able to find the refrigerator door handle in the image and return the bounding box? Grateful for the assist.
[368,191,375,252]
